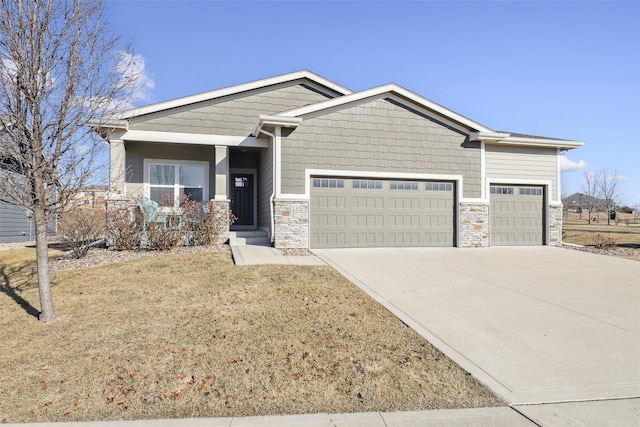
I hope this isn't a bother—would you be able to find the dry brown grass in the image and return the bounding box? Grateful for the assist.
[0,248,504,423]
[563,212,640,260]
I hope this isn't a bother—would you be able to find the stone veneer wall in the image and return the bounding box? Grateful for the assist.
[549,204,563,246]
[459,202,489,248]
[273,199,309,249]
[210,199,231,244]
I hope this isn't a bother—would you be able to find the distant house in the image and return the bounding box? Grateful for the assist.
[563,192,607,213]
[67,185,108,208]
[95,70,583,248]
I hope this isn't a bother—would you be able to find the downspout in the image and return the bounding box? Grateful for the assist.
[256,127,276,244]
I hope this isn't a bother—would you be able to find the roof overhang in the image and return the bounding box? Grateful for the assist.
[473,131,584,149]
[252,115,302,137]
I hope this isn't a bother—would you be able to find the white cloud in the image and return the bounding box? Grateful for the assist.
[560,155,587,172]
[116,51,155,106]
[613,174,629,182]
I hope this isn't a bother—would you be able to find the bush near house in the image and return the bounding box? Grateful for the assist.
[106,196,234,251]
[57,206,106,259]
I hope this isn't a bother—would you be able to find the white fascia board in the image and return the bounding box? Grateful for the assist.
[279,84,493,133]
[477,132,584,149]
[497,136,584,149]
[115,70,352,120]
[118,130,268,148]
[252,115,302,136]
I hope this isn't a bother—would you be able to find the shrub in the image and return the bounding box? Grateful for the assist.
[593,233,616,250]
[106,202,143,251]
[180,197,236,246]
[57,207,105,258]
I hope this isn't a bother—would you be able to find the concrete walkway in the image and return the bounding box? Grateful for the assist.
[4,399,639,426]
[314,247,640,405]
[230,244,325,266]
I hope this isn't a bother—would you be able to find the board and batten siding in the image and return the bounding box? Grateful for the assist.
[485,145,558,201]
[280,98,481,198]
[129,83,335,137]
[125,142,216,199]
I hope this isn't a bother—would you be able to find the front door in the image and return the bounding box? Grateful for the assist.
[230,173,254,227]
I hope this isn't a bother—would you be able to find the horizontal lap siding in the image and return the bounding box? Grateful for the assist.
[281,99,481,198]
[485,145,558,200]
[129,84,334,136]
[0,203,32,243]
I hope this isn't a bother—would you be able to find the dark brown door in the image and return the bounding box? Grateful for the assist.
[230,174,253,226]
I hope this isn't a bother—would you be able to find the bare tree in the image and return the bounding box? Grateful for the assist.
[0,0,134,322]
[599,169,622,225]
[581,170,601,224]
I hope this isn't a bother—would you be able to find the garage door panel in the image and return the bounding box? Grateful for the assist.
[311,178,455,248]
[490,185,543,246]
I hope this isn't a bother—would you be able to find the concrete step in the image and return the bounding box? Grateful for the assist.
[228,230,271,246]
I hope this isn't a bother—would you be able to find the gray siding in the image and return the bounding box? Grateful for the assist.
[125,142,215,199]
[258,142,273,230]
[0,202,33,243]
[485,145,558,200]
[130,83,334,137]
[281,98,481,198]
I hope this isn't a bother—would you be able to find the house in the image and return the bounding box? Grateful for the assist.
[97,70,583,249]
[0,158,34,243]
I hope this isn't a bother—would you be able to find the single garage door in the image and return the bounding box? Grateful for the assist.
[310,177,454,248]
[490,185,544,245]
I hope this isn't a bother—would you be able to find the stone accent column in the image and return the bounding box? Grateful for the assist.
[459,202,489,248]
[214,146,228,200]
[549,203,563,246]
[210,199,231,244]
[273,199,309,249]
[109,139,125,195]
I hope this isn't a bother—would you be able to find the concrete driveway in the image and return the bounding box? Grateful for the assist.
[314,247,640,405]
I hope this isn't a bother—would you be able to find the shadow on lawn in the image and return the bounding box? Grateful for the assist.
[0,262,40,319]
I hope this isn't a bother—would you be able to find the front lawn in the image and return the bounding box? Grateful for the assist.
[0,247,504,422]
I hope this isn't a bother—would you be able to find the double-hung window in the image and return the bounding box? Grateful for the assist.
[145,160,208,207]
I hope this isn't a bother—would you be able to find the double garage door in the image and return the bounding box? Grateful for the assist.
[310,177,454,249]
[490,185,544,246]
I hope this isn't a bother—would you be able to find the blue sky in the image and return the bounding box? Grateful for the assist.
[108,0,640,205]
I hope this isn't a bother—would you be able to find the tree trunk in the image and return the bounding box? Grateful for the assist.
[33,207,55,322]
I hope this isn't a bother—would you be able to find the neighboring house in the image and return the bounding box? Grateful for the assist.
[68,185,108,209]
[96,70,583,249]
[0,160,34,243]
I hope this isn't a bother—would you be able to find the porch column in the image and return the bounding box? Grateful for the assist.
[109,139,125,195]
[214,145,228,200]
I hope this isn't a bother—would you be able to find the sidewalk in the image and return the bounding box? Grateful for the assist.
[230,245,325,266]
[4,399,639,426]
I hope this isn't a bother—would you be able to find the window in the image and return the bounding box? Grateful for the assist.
[490,186,514,195]
[519,187,542,196]
[390,181,419,190]
[313,178,344,188]
[425,182,452,192]
[147,160,207,207]
[353,180,382,189]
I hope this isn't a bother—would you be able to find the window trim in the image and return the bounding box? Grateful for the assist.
[143,158,209,208]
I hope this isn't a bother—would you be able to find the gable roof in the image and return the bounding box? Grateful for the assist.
[96,70,584,150]
[278,83,494,134]
[112,70,353,123]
